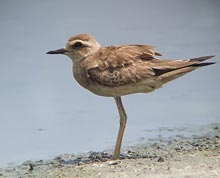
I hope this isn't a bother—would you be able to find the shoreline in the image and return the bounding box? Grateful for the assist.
[1,126,219,178]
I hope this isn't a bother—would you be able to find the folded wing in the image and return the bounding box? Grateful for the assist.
[83,45,215,87]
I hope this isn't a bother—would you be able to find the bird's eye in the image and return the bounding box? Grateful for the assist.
[72,42,83,49]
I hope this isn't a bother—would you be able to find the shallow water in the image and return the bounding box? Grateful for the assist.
[0,0,220,167]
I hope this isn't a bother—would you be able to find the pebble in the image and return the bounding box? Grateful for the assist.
[108,161,120,165]
[157,157,165,162]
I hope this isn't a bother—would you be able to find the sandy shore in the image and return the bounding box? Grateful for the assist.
[1,126,220,178]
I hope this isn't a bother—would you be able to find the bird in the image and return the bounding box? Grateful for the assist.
[47,34,215,160]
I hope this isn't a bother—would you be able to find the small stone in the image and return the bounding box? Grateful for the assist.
[28,164,34,171]
[108,161,120,165]
[213,126,219,130]
[157,157,165,162]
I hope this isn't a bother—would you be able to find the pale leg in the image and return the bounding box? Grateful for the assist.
[113,96,127,159]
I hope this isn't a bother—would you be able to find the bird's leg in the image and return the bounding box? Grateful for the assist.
[113,96,127,160]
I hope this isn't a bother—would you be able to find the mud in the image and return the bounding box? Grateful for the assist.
[0,125,220,178]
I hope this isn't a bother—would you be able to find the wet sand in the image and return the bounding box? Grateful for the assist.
[1,125,219,178]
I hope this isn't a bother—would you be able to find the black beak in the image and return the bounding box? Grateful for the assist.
[46,48,68,54]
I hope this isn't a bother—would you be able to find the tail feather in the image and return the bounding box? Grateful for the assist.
[157,55,216,84]
[190,62,216,67]
[189,55,215,62]
[189,55,216,67]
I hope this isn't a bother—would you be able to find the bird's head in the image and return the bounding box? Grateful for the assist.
[47,34,101,62]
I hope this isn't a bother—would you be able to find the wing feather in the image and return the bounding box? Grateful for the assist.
[81,45,214,87]
[83,45,158,87]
